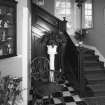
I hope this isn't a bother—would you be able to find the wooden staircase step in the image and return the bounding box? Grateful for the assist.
[83,62,100,66]
[84,55,99,60]
[80,47,105,97]
[87,84,105,96]
[84,67,105,74]
[85,73,105,84]
[84,50,95,55]
[83,60,99,64]
[85,73,105,80]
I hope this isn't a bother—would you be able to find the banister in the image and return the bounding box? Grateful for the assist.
[64,32,86,96]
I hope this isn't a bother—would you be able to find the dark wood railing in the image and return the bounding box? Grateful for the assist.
[63,32,86,97]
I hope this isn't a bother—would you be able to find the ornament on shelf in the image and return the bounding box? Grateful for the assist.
[0,48,3,56]
[7,37,13,54]
[0,20,2,27]
[2,31,6,41]
[7,44,12,54]
[0,9,1,14]
[4,21,8,28]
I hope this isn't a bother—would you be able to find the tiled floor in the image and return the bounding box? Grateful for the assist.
[29,80,87,105]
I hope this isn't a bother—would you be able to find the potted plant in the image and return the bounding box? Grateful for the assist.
[75,0,86,8]
[40,31,67,82]
[74,28,88,46]
[0,74,22,105]
[40,31,67,46]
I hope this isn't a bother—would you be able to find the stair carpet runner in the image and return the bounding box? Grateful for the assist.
[81,47,105,97]
[29,80,87,105]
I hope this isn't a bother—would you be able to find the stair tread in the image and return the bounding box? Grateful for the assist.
[84,55,98,58]
[80,47,105,97]
[84,56,98,60]
[85,73,105,80]
[84,67,105,71]
[87,84,105,92]
[83,62,103,67]
[83,60,98,63]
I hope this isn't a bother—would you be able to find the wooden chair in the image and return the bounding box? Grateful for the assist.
[31,56,63,104]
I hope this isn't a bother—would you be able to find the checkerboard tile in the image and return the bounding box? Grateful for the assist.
[62,91,72,96]
[72,95,82,102]
[29,80,87,105]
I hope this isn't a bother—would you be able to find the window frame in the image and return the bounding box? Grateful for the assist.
[54,0,73,33]
[84,0,93,29]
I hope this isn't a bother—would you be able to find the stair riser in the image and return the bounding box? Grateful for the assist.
[87,80,105,85]
[83,61,99,64]
[84,51,95,54]
[84,54,98,58]
[94,92,105,97]
[83,63,101,66]
[84,62,104,66]
[84,58,98,61]
[84,70,104,74]
[81,48,105,98]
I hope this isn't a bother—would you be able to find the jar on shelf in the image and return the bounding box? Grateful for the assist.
[7,44,12,54]
[0,48,3,56]
[0,8,1,14]
[7,37,13,54]
[4,21,8,28]
[2,31,6,41]
[0,20,2,27]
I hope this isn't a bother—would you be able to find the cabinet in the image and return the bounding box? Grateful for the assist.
[0,0,17,59]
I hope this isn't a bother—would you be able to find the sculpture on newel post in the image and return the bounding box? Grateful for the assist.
[40,32,67,82]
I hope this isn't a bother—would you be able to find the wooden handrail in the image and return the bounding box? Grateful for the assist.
[64,32,86,97]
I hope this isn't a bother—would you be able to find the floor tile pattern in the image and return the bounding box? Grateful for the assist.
[29,80,87,105]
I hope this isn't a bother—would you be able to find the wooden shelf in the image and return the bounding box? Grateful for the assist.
[0,40,7,45]
[0,0,17,59]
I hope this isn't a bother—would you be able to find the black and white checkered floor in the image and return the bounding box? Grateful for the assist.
[29,80,87,105]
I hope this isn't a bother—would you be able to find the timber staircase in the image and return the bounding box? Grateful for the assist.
[80,47,105,97]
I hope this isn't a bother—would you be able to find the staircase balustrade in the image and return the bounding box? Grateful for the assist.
[64,32,86,96]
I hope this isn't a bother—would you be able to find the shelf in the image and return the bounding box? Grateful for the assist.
[0,40,7,45]
[0,0,17,59]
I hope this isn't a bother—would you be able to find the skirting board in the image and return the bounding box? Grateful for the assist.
[82,44,105,67]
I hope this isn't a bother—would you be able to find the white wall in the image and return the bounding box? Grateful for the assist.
[84,0,105,57]
[0,1,24,77]
[0,0,31,104]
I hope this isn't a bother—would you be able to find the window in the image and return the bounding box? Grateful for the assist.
[84,0,93,28]
[55,0,73,33]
